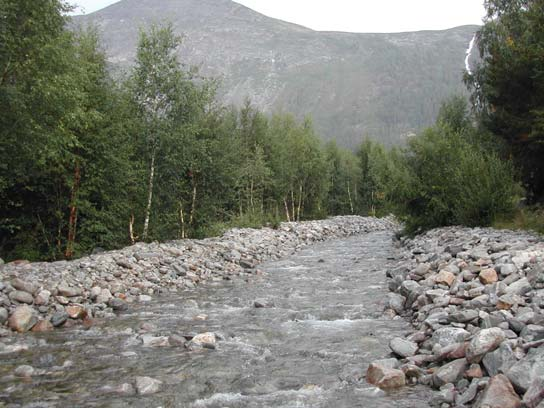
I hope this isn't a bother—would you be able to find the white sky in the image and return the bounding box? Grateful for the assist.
[70,0,486,33]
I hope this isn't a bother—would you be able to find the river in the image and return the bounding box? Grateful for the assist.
[0,231,435,407]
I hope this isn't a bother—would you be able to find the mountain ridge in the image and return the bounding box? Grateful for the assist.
[74,0,478,147]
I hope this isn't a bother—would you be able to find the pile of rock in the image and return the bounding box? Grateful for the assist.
[370,226,544,408]
[0,216,396,335]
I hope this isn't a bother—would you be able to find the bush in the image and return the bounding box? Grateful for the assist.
[401,124,521,232]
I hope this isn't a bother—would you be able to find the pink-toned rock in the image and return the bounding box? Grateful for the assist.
[479,268,498,285]
[65,305,86,319]
[436,342,467,360]
[8,305,37,333]
[191,332,216,346]
[435,270,456,286]
[34,290,51,306]
[366,360,406,389]
[31,319,54,333]
[474,374,521,408]
[465,363,484,379]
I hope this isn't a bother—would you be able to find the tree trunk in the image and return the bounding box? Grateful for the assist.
[179,201,186,239]
[65,162,81,259]
[291,189,295,221]
[296,184,302,221]
[283,197,291,222]
[250,179,254,213]
[142,150,156,240]
[189,177,197,226]
[129,214,137,245]
[347,181,354,214]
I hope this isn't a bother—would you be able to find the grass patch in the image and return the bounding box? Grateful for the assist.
[493,206,544,234]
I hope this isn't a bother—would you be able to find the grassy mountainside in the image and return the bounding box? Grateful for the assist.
[74,0,477,147]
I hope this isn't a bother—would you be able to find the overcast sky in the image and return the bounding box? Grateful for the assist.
[70,0,486,33]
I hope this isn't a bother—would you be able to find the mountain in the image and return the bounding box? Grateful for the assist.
[73,0,478,148]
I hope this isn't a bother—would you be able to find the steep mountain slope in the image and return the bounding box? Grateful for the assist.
[74,0,478,147]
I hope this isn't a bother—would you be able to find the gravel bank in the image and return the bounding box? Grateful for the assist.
[373,226,544,408]
[0,216,396,336]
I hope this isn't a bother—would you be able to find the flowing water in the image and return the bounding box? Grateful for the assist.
[0,231,434,407]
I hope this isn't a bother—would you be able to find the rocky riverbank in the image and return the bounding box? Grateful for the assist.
[0,216,396,336]
[372,226,544,408]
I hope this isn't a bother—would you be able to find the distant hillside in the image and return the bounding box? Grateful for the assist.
[74,0,478,147]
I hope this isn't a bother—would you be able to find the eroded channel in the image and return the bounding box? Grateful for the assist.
[0,231,435,407]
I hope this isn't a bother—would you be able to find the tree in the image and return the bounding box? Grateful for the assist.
[466,0,544,201]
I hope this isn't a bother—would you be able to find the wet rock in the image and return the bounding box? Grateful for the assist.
[99,383,136,396]
[168,334,186,346]
[134,376,162,395]
[466,328,506,363]
[141,334,169,348]
[366,359,405,389]
[189,332,217,348]
[254,299,273,308]
[14,365,35,377]
[389,337,418,358]
[108,297,128,311]
[31,320,54,333]
[8,305,37,332]
[432,358,468,387]
[386,293,406,314]
[138,295,152,302]
[474,374,521,408]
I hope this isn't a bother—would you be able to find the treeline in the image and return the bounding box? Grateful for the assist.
[1,0,542,261]
[0,2,365,261]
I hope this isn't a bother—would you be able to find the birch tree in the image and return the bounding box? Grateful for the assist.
[131,24,183,240]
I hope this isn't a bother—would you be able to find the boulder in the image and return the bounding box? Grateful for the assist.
[482,341,517,377]
[522,377,544,408]
[431,327,471,348]
[134,376,162,395]
[474,374,521,408]
[432,358,468,388]
[479,268,498,285]
[506,346,544,393]
[505,278,532,296]
[366,359,405,389]
[8,305,37,332]
[389,337,418,358]
[9,290,34,304]
[466,328,506,363]
[435,270,456,286]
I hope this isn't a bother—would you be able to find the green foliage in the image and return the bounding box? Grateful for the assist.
[467,0,544,201]
[494,206,544,235]
[400,98,522,232]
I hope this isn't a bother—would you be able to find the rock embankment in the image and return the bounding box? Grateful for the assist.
[373,226,544,408]
[0,216,395,336]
